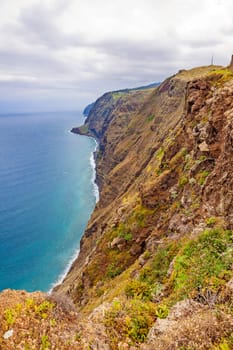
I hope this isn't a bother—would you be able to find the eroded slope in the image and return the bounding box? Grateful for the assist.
[58,65,233,349]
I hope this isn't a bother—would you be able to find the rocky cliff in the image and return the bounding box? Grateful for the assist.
[1,64,233,349]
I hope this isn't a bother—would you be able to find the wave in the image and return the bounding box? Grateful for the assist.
[47,245,80,294]
[48,137,99,293]
[90,138,99,203]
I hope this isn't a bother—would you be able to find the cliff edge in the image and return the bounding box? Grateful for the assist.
[58,64,233,349]
[1,64,233,349]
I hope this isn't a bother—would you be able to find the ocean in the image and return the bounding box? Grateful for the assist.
[0,111,97,292]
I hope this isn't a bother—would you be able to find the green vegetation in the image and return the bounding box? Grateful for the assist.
[156,147,164,161]
[128,205,155,229]
[125,280,152,300]
[112,91,125,101]
[146,114,155,122]
[208,68,233,86]
[35,300,55,319]
[171,228,233,300]
[104,299,156,344]
[139,243,180,285]
[117,223,133,241]
[155,304,169,319]
[179,175,189,187]
[78,124,89,134]
[206,216,218,227]
[197,170,210,185]
[4,308,16,327]
[107,263,123,278]
[41,335,50,350]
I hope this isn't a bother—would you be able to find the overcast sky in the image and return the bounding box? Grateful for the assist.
[0,0,232,113]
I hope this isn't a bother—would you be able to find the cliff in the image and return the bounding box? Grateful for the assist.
[1,64,233,349]
[59,64,233,348]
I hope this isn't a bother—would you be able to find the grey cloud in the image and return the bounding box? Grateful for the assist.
[180,37,222,49]
[96,38,179,62]
[6,2,84,50]
[0,0,231,113]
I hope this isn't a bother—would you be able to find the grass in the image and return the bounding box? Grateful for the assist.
[208,68,233,86]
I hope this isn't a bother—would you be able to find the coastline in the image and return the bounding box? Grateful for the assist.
[90,137,99,203]
[48,244,80,293]
[50,128,99,293]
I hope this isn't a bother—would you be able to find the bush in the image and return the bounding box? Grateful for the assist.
[104,299,156,345]
[155,304,169,319]
[139,243,179,285]
[172,229,233,299]
[107,263,123,278]
[125,280,152,300]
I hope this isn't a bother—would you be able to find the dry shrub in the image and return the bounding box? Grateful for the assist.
[143,309,233,350]
[47,292,77,316]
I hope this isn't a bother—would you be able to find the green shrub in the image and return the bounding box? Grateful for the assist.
[155,304,169,319]
[35,300,54,319]
[206,217,217,227]
[116,223,133,241]
[41,335,50,350]
[146,114,155,122]
[140,243,179,284]
[107,263,123,278]
[125,280,152,300]
[4,308,15,326]
[172,229,233,298]
[198,170,210,185]
[104,299,156,344]
[179,175,189,187]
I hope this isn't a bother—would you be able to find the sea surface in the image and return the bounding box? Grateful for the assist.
[0,111,97,292]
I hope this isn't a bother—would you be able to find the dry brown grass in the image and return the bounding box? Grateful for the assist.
[142,308,233,350]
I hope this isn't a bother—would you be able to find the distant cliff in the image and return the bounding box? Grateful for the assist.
[1,66,233,350]
[83,102,95,117]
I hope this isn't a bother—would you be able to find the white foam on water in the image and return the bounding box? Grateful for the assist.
[48,137,99,293]
[90,137,99,203]
[47,245,80,293]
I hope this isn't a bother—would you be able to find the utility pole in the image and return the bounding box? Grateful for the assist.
[230,55,233,69]
[211,54,214,66]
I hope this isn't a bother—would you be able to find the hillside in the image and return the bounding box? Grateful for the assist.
[61,64,233,348]
[1,64,233,349]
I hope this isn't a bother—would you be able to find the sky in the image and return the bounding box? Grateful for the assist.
[0,0,232,113]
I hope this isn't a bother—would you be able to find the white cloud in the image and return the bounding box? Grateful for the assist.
[0,0,232,112]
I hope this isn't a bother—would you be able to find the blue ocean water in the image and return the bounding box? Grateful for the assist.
[0,111,97,292]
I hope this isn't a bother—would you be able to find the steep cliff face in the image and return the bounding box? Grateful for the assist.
[1,65,233,350]
[57,65,233,348]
